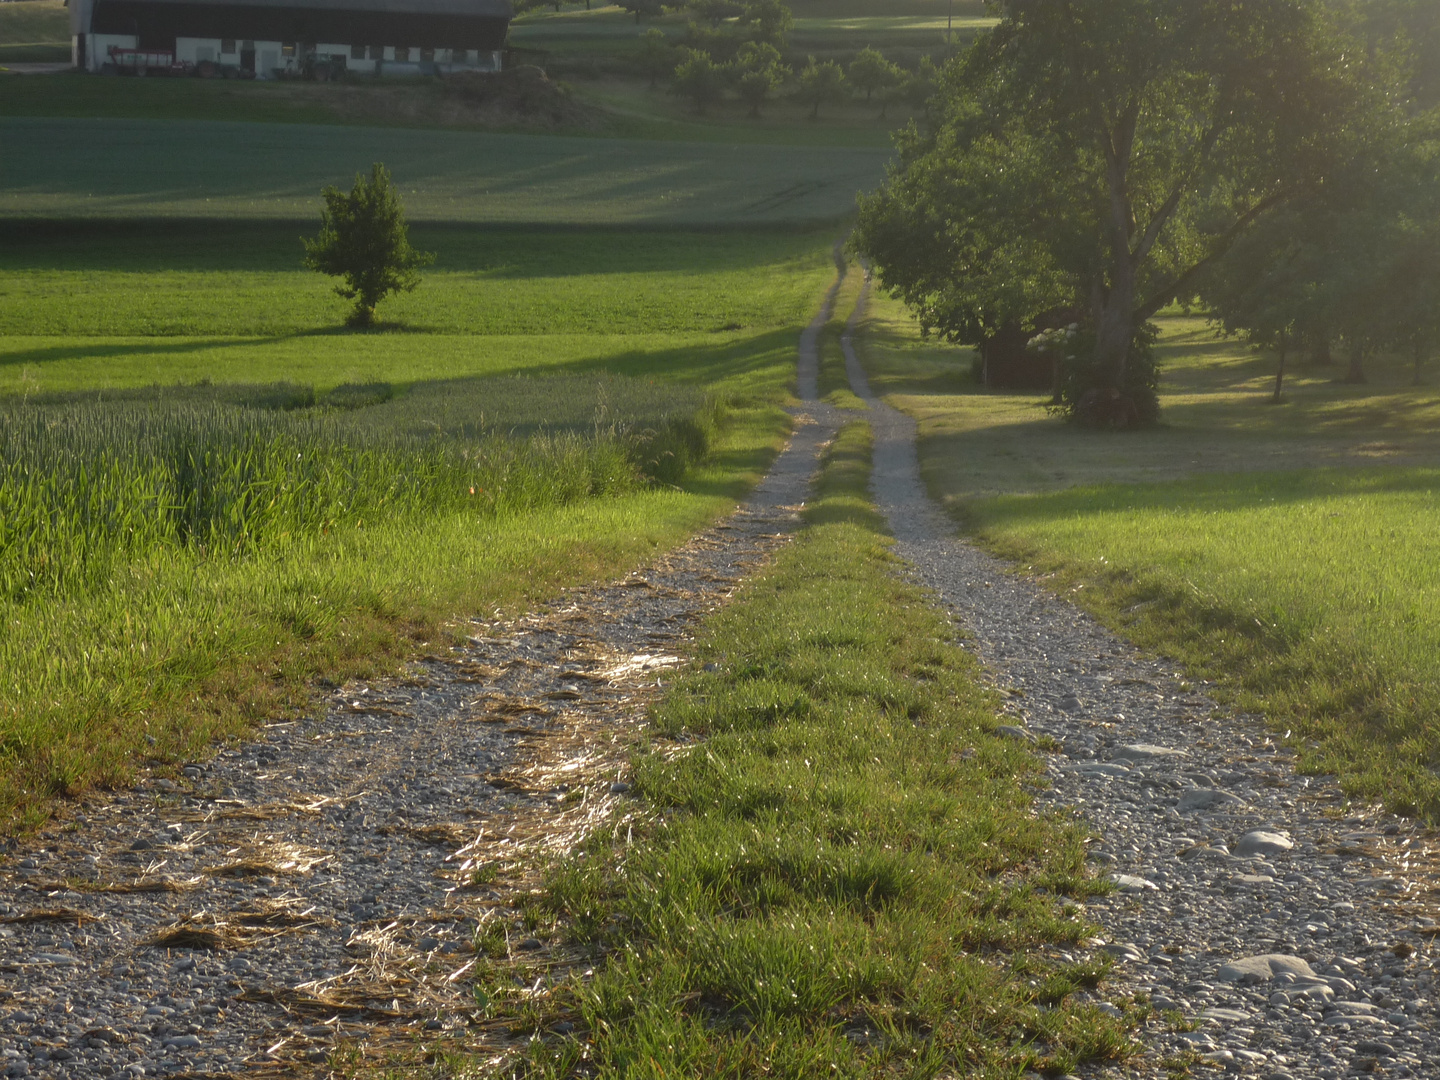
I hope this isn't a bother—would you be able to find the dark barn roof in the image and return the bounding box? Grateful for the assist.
[88,0,513,49]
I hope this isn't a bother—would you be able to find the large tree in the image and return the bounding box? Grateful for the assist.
[857,0,1391,421]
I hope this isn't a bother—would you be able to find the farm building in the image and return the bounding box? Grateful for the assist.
[69,0,513,77]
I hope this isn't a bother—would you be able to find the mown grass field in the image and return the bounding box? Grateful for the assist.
[445,422,1134,1078]
[0,223,833,394]
[0,116,888,221]
[856,290,1440,819]
[0,0,68,63]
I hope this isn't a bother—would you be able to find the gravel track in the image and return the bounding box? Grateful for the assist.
[836,270,1440,1079]
[0,285,849,1079]
[7,262,1437,1080]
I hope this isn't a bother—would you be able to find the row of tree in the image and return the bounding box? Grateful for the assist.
[663,42,934,118]
[620,0,934,119]
[854,0,1440,425]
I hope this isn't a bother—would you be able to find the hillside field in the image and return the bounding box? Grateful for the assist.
[856,292,1440,819]
[0,116,889,221]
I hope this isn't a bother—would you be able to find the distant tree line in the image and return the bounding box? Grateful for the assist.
[621,1,935,120]
[853,0,1440,426]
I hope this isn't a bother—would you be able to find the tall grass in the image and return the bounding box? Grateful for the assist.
[0,376,715,606]
[0,374,730,827]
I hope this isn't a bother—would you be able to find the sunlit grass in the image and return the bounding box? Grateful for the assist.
[855,289,1440,819]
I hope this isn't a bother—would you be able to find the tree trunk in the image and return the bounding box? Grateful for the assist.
[1344,342,1367,384]
[1310,337,1332,365]
[1095,262,1136,388]
[1272,332,1288,403]
[1415,341,1424,386]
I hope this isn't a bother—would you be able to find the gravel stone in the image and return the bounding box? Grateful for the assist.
[1177,788,1247,813]
[1236,830,1296,857]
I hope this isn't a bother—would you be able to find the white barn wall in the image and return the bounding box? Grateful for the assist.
[78,37,498,75]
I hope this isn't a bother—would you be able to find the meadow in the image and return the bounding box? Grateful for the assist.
[856,292,1440,819]
[0,223,833,391]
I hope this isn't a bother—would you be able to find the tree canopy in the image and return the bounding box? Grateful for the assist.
[302,163,434,328]
[794,56,846,119]
[670,48,729,114]
[855,0,1399,424]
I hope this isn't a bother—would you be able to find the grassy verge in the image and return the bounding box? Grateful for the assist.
[815,260,868,410]
[971,468,1440,819]
[459,422,1132,1078]
[854,291,1440,820]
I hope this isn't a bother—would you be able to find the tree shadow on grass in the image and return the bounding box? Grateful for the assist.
[0,324,432,373]
[976,464,1440,530]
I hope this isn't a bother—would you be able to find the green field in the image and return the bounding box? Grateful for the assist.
[856,291,1440,819]
[0,223,832,395]
[0,0,68,63]
[0,116,888,220]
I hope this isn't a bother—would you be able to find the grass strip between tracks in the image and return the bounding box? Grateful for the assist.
[475,421,1133,1078]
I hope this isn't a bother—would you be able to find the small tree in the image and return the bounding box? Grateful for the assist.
[734,40,788,116]
[794,55,846,119]
[637,27,675,89]
[737,0,793,46]
[847,46,901,105]
[302,163,434,328]
[670,48,729,114]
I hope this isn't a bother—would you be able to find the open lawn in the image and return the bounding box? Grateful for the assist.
[0,224,833,394]
[857,290,1440,819]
